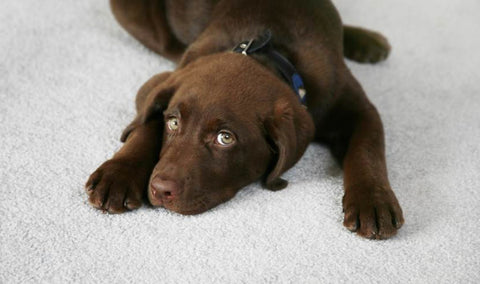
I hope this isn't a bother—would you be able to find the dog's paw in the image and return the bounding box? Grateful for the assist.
[342,186,404,239]
[85,159,147,213]
[344,28,391,63]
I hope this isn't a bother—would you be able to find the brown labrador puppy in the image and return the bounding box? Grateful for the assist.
[86,0,404,239]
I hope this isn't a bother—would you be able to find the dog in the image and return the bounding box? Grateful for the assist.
[86,0,404,239]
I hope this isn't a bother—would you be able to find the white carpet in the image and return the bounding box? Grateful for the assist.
[1,0,479,282]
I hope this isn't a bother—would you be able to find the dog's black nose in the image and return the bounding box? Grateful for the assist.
[151,177,181,201]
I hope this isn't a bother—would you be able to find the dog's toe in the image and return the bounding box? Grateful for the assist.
[85,159,147,213]
[343,187,404,240]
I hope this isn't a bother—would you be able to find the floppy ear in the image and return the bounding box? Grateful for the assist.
[120,73,175,142]
[263,99,315,191]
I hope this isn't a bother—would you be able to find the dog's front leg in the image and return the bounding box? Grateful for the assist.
[85,119,163,213]
[85,73,173,213]
[341,99,404,239]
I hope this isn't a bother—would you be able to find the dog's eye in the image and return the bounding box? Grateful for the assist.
[167,117,179,131]
[216,131,235,146]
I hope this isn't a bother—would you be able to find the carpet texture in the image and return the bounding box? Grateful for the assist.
[1,0,479,283]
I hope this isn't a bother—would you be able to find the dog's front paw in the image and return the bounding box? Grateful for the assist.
[342,186,404,239]
[85,159,148,213]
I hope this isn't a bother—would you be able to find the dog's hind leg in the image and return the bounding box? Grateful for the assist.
[343,26,391,63]
[110,0,185,62]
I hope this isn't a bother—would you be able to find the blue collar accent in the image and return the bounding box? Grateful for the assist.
[232,30,307,105]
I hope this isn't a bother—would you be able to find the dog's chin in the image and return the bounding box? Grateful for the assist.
[147,195,214,215]
[168,207,210,216]
[148,190,238,215]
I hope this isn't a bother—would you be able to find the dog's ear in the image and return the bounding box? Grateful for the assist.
[263,99,315,191]
[120,73,175,142]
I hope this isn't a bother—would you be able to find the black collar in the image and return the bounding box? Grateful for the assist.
[232,30,307,105]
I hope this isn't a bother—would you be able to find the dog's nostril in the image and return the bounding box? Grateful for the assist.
[151,177,181,200]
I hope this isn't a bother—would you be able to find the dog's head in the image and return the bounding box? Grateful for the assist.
[125,53,314,214]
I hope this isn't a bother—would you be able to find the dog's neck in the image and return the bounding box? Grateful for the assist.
[231,30,306,105]
[178,29,307,106]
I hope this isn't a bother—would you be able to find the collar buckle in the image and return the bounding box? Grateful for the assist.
[238,39,254,55]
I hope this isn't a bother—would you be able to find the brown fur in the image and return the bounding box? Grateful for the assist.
[86,0,404,239]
